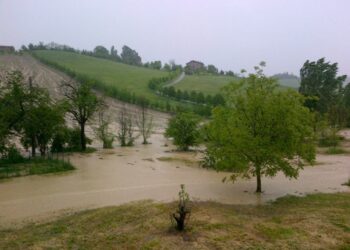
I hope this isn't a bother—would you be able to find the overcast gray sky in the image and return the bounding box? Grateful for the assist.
[1,0,349,76]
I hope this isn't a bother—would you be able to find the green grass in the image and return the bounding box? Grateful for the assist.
[0,193,349,249]
[175,74,295,96]
[0,158,75,179]
[325,147,348,154]
[33,50,168,101]
[174,74,236,95]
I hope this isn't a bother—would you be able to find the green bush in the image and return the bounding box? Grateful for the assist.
[51,127,92,152]
[165,112,200,151]
[0,158,75,179]
[0,146,25,164]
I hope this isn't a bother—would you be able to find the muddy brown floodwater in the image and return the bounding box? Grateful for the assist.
[0,133,349,228]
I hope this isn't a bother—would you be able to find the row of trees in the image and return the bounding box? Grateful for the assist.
[22,42,143,66]
[159,87,225,106]
[184,62,237,77]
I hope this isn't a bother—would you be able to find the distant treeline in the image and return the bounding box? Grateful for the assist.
[160,87,225,106]
[272,72,300,80]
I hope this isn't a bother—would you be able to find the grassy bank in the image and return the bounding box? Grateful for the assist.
[0,158,74,179]
[174,74,236,95]
[0,193,349,249]
[174,75,297,95]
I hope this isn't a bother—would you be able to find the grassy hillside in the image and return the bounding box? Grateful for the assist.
[175,74,294,95]
[1,193,349,249]
[174,74,236,95]
[33,50,169,101]
[277,78,300,89]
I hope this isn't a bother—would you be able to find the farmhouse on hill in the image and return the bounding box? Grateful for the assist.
[0,45,15,53]
[185,60,205,74]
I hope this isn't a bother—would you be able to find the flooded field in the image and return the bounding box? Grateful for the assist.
[0,133,349,228]
[0,54,349,228]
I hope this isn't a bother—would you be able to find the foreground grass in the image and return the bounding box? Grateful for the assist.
[0,158,75,179]
[0,193,349,249]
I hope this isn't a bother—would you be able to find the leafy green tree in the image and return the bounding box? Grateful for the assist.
[204,66,315,193]
[165,112,200,151]
[121,45,142,65]
[207,64,218,75]
[212,93,225,106]
[110,45,120,61]
[93,46,109,58]
[225,70,235,76]
[163,63,171,71]
[62,81,101,151]
[21,88,65,156]
[0,71,65,156]
[0,71,27,154]
[299,58,346,114]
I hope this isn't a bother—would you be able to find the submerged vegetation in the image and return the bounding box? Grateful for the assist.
[0,193,349,249]
[0,156,74,179]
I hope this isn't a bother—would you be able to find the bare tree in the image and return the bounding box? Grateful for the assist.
[136,99,154,144]
[117,107,136,146]
[62,81,100,151]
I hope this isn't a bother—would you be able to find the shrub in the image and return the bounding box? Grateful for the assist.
[165,112,200,151]
[51,127,92,152]
[172,184,191,231]
[0,146,25,164]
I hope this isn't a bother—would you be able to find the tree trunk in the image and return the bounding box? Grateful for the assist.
[80,122,86,151]
[40,145,46,157]
[31,136,36,157]
[256,167,262,193]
